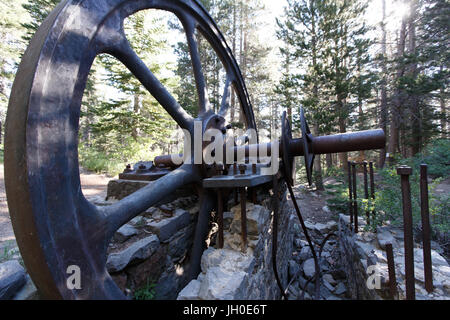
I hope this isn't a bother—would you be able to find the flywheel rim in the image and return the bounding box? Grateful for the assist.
[5,0,256,299]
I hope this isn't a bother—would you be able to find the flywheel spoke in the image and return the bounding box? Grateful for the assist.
[111,39,194,131]
[188,189,216,280]
[218,74,232,117]
[102,164,199,238]
[184,20,211,115]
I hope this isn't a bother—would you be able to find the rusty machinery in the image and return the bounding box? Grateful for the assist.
[4,0,385,299]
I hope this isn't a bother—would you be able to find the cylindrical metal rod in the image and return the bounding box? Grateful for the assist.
[363,161,369,225]
[154,154,182,167]
[369,162,375,222]
[154,129,386,166]
[369,162,375,199]
[240,187,247,253]
[217,189,224,249]
[308,129,386,155]
[233,163,238,205]
[348,161,353,228]
[352,162,358,233]
[420,164,433,293]
[397,166,415,300]
[251,188,257,204]
[385,243,398,299]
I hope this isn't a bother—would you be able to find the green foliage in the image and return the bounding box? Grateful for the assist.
[325,179,348,215]
[21,0,59,40]
[134,279,156,300]
[325,156,449,237]
[323,165,345,179]
[0,241,17,264]
[411,139,450,178]
[78,136,163,176]
[373,166,448,235]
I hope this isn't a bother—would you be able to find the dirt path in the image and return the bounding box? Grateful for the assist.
[288,177,339,224]
[0,164,112,252]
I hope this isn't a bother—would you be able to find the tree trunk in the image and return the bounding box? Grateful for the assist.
[326,154,333,170]
[132,93,140,141]
[238,0,245,124]
[388,18,407,165]
[230,0,237,123]
[408,0,421,156]
[378,0,388,168]
[441,81,447,138]
[310,0,323,190]
[313,124,324,190]
[338,116,348,172]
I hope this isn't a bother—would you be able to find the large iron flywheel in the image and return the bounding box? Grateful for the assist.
[4,0,256,299]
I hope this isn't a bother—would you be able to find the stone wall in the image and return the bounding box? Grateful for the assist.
[338,214,450,300]
[177,182,295,300]
[105,195,200,299]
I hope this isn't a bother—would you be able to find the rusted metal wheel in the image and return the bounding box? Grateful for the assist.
[5,0,256,299]
[299,107,315,186]
[281,111,294,186]
[280,108,315,186]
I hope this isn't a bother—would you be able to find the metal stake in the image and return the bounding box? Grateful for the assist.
[233,163,238,205]
[369,161,375,223]
[348,161,353,228]
[240,187,248,253]
[251,188,257,204]
[397,165,415,300]
[363,161,369,225]
[420,164,433,293]
[352,162,358,233]
[385,243,398,299]
[217,189,224,249]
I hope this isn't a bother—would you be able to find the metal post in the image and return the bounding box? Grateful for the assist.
[352,162,358,233]
[251,188,257,204]
[233,163,238,205]
[240,187,247,253]
[363,161,369,225]
[397,166,415,300]
[420,164,433,293]
[385,243,398,299]
[348,161,353,228]
[369,161,375,222]
[217,189,224,248]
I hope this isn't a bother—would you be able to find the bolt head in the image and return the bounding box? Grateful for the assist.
[396,165,412,175]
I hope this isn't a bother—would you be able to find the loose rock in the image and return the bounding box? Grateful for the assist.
[0,260,26,300]
[114,224,138,243]
[107,235,160,272]
[303,258,316,279]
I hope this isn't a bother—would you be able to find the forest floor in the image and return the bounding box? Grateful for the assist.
[288,177,338,223]
[0,164,111,254]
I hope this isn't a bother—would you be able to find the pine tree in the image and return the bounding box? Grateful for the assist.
[22,0,60,42]
[0,0,29,141]
[94,11,176,151]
